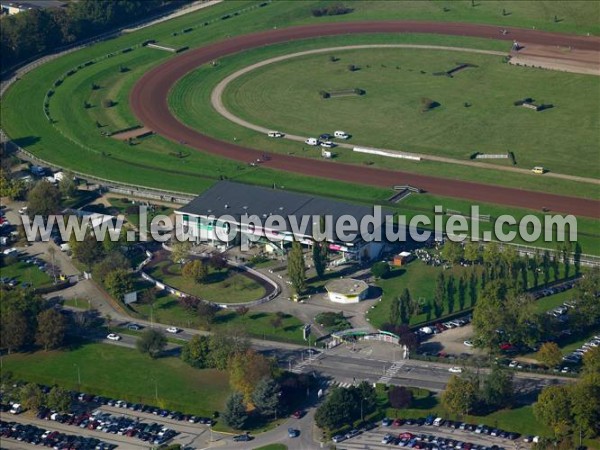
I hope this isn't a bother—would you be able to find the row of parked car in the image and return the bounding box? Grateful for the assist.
[0,420,116,449]
[73,392,213,425]
[35,405,179,446]
[563,334,600,365]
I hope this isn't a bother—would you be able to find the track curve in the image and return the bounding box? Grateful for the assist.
[131,21,600,218]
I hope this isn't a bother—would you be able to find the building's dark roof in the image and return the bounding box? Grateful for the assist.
[178,181,386,237]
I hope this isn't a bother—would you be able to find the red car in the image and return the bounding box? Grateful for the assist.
[291,410,303,419]
[392,418,404,427]
[399,432,414,439]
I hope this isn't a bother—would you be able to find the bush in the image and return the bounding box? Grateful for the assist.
[91,83,100,90]
[83,101,91,109]
[102,99,114,108]
[319,90,330,99]
[421,97,440,112]
[312,3,353,17]
[347,64,358,72]
[119,65,129,73]
[315,312,351,332]
[371,261,390,279]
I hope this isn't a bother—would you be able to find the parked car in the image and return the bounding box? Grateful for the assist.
[320,141,336,148]
[165,327,180,334]
[463,340,474,347]
[448,367,462,373]
[267,131,284,138]
[233,434,252,442]
[304,138,319,146]
[106,334,121,341]
[334,130,350,139]
[287,428,299,438]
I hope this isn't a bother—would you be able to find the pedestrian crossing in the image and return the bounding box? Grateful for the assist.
[378,360,405,384]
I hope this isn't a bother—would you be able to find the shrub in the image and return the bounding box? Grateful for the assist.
[319,90,330,99]
[91,83,100,90]
[421,97,440,112]
[312,3,353,17]
[371,261,390,279]
[119,65,129,73]
[102,99,114,108]
[83,101,91,109]
[347,64,358,72]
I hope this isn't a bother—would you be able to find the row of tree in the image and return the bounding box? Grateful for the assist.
[533,347,599,442]
[287,238,329,295]
[0,288,67,353]
[314,381,377,430]
[1,0,183,69]
[472,267,600,353]
[442,365,515,417]
[181,329,282,429]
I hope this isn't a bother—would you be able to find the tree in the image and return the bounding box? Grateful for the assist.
[0,308,31,353]
[536,342,562,368]
[46,386,71,413]
[371,261,390,279]
[433,272,445,318]
[501,245,518,285]
[534,385,573,437]
[573,242,582,276]
[36,308,66,351]
[20,383,45,412]
[483,242,500,268]
[236,306,249,316]
[520,260,529,291]
[551,248,560,282]
[222,392,248,429]
[472,281,507,351]
[312,240,328,279]
[570,378,600,438]
[442,241,464,264]
[542,250,551,286]
[464,242,481,264]
[182,260,208,283]
[582,346,600,375]
[208,328,250,370]
[388,386,413,409]
[442,374,478,416]
[58,172,76,198]
[287,240,306,294]
[229,349,273,403]
[561,242,571,279]
[93,251,129,282]
[104,269,132,301]
[469,271,478,307]
[70,229,104,270]
[136,329,167,358]
[446,275,456,314]
[209,253,227,271]
[171,241,191,264]
[399,288,411,325]
[139,288,157,305]
[458,274,467,310]
[315,387,360,430]
[27,180,61,217]
[181,335,211,368]
[481,365,514,410]
[252,378,282,418]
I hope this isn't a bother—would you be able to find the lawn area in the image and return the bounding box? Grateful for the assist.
[223,47,598,179]
[63,298,92,310]
[145,258,266,304]
[106,197,173,229]
[0,260,53,288]
[128,291,307,344]
[2,343,230,416]
[368,260,481,329]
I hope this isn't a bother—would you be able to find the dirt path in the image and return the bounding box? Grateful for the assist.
[130,21,600,218]
[211,44,600,187]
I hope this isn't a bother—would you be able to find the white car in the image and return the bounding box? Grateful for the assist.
[508,360,518,368]
[106,333,121,341]
[320,141,336,148]
[334,130,350,139]
[166,326,180,334]
[305,138,319,146]
[463,340,474,347]
[448,367,462,373]
[267,131,284,138]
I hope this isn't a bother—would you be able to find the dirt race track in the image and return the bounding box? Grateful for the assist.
[130,21,600,218]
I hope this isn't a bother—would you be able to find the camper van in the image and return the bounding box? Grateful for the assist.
[531,166,545,174]
[304,137,319,146]
[334,130,350,139]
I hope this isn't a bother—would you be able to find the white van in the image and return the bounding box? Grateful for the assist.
[334,130,349,139]
[305,138,319,146]
[10,403,22,414]
[433,417,444,426]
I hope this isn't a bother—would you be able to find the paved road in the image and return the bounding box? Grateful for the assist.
[211,43,599,187]
[131,21,600,218]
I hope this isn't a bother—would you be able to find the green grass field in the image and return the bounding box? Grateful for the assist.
[223,47,599,179]
[0,260,53,288]
[2,343,230,416]
[128,291,307,344]
[145,259,266,303]
[1,0,598,252]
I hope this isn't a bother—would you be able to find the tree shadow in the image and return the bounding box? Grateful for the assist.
[249,312,267,320]
[11,136,41,148]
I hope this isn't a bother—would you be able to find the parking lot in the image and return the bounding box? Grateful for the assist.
[329,418,533,450]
